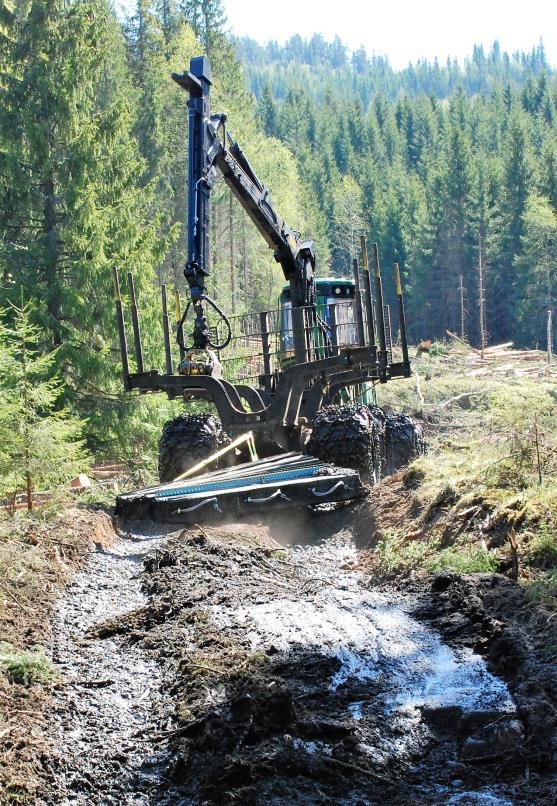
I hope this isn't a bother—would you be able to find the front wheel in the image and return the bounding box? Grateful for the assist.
[158,413,231,483]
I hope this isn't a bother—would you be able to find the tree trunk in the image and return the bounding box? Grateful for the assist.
[43,174,62,345]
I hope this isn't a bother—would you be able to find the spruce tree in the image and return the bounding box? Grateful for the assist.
[495,107,534,339]
[0,0,167,449]
[0,302,89,508]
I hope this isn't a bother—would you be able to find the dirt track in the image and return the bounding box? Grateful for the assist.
[37,504,557,804]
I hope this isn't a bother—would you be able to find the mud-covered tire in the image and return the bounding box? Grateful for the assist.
[158,413,231,483]
[307,404,386,478]
[385,412,425,474]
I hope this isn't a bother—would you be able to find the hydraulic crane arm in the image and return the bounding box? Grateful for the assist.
[214,135,316,296]
[172,56,316,349]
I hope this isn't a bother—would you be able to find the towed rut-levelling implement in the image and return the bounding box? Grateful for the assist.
[115,56,421,522]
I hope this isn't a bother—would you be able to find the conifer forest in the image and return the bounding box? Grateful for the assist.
[1,0,556,460]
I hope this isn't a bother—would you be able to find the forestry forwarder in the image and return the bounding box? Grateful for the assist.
[114,56,420,484]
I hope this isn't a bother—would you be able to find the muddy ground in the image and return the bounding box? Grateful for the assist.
[35,497,557,805]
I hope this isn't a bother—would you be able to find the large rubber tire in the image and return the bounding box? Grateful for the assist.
[158,413,231,483]
[307,404,386,479]
[385,412,425,474]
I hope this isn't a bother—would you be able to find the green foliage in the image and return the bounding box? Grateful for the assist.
[0,0,329,462]
[427,545,499,574]
[0,303,89,498]
[370,530,433,580]
[2,3,557,466]
[0,0,169,453]
[0,642,54,686]
[240,37,557,347]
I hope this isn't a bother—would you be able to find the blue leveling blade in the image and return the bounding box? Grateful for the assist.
[154,465,323,499]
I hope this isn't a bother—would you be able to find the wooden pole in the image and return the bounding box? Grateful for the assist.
[533,417,542,485]
[547,309,553,365]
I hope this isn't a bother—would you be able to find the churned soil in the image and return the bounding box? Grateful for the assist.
[75,519,547,805]
[0,507,118,804]
[11,496,557,805]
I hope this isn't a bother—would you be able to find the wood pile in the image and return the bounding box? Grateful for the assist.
[445,331,557,379]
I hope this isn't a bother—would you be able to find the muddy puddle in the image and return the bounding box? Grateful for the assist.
[40,521,552,804]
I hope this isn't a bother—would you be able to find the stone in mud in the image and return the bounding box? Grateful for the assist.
[421,704,464,730]
[438,613,472,636]
[431,571,456,592]
[297,718,353,740]
[460,718,524,763]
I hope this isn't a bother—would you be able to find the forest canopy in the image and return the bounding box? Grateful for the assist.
[236,33,557,348]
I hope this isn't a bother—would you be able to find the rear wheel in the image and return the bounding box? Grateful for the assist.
[308,405,424,480]
[158,413,231,483]
[385,412,425,474]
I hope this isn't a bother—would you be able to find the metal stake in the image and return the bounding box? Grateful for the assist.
[161,284,173,375]
[127,272,144,374]
[112,268,130,383]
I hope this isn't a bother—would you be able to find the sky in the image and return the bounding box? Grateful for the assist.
[116,0,557,69]
[222,0,556,68]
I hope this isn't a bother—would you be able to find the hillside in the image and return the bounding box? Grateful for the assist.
[237,35,557,349]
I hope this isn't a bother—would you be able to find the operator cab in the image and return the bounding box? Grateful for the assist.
[279,277,357,354]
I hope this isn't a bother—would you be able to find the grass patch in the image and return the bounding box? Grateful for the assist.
[375,343,557,582]
[427,545,499,574]
[523,520,557,570]
[369,530,435,580]
[525,571,557,610]
[0,642,54,687]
